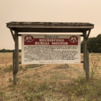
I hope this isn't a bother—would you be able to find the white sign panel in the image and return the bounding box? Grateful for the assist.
[22,34,81,64]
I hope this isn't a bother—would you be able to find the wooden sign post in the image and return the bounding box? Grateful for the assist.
[7,22,94,84]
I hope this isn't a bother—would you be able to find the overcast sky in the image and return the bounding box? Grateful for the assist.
[0,0,101,49]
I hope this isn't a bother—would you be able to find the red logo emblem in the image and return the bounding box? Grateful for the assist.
[69,36,78,43]
[24,35,34,43]
[24,35,34,45]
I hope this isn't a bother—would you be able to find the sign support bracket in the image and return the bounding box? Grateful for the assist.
[10,29,15,41]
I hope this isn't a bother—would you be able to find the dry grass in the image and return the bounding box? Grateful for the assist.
[0,53,12,66]
[0,53,101,101]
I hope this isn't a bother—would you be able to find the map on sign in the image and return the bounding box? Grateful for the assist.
[22,34,81,64]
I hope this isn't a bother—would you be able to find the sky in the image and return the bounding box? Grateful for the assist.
[0,0,101,49]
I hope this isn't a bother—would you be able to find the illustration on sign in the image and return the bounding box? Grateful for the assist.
[22,34,81,64]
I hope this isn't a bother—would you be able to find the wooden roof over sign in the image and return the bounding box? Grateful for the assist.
[7,22,94,32]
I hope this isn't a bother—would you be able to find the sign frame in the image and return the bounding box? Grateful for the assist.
[22,34,81,64]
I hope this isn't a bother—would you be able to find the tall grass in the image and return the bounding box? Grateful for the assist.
[0,53,101,101]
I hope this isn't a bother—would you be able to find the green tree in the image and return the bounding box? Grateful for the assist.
[87,37,98,53]
[96,34,101,52]
[81,34,101,53]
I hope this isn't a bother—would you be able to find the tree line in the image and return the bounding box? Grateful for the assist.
[81,34,101,53]
[0,49,21,52]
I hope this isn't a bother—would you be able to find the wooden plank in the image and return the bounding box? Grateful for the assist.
[7,22,94,29]
[10,28,90,33]
[13,31,19,85]
[7,22,94,33]
[87,29,91,39]
[10,29,15,41]
[18,34,83,37]
[7,25,94,29]
[83,31,89,80]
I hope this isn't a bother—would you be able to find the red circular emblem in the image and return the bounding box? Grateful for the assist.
[24,35,34,42]
[69,36,78,43]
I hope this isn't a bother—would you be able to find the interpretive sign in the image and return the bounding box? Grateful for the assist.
[22,34,81,64]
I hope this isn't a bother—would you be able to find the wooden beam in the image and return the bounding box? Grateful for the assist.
[13,31,19,85]
[18,34,21,36]
[83,31,89,80]
[87,29,91,39]
[10,28,90,33]
[7,22,94,29]
[18,34,83,37]
[10,29,15,41]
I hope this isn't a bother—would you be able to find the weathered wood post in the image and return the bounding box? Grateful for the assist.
[83,31,89,80]
[13,31,19,85]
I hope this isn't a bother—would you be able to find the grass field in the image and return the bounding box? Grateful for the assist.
[0,53,101,101]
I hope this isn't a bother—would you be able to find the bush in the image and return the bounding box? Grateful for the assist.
[81,34,101,53]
